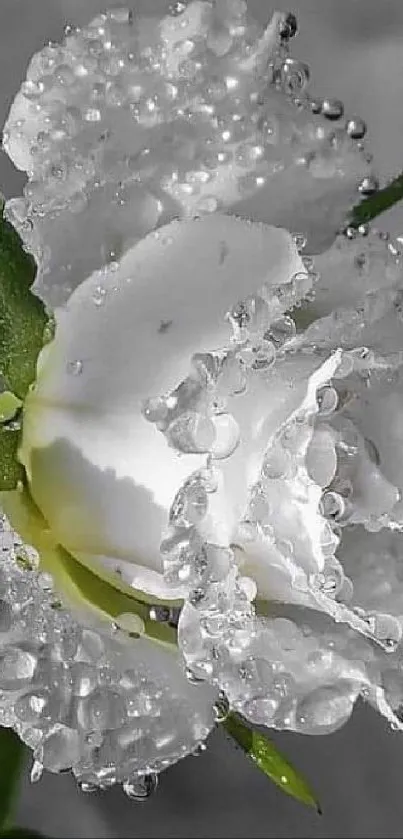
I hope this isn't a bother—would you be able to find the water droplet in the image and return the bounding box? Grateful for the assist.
[123,773,158,801]
[0,648,37,690]
[359,176,379,196]
[368,613,402,650]
[296,683,355,733]
[80,629,105,662]
[251,342,276,370]
[316,386,338,416]
[39,726,81,772]
[69,662,97,697]
[15,688,63,723]
[279,12,298,40]
[262,446,292,480]
[30,759,44,783]
[210,413,240,460]
[92,285,107,306]
[310,98,322,115]
[322,99,344,121]
[115,613,145,638]
[149,605,171,623]
[264,316,296,349]
[169,1,187,15]
[281,59,310,94]
[77,688,126,731]
[346,118,367,140]
[142,397,169,425]
[167,412,216,454]
[244,695,279,724]
[185,666,205,685]
[170,479,208,527]
[320,491,345,521]
[66,359,83,376]
[79,781,98,793]
[63,23,77,37]
[213,693,230,723]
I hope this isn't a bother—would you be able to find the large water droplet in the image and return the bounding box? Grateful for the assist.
[346,118,366,140]
[69,662,98,697]
[123,773,158,801]
[39,726,81,773]
[244,695,279,725]
[170,479,208,527]
[77,688,126,731]
[262,446,292,480]
[167,412,216,454]
[213,693,230,723]
[322,99,344,121]
[316,386,338,417]
[0,647,37,690]
[296,683,356,733]
[264,316,296,349]
[210,413,240,460]
[368,613,402,651]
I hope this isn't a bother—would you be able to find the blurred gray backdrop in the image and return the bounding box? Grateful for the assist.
[1,1,403,837]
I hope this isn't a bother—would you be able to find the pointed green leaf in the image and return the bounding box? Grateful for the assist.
[0,211,47,400]
[0,728,27,831]
[350,172,403,228]
[224,714,320,812]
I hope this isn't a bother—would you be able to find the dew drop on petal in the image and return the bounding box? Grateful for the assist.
[346,117,367,140]
[210,413,240,460]
[295,683,356,734]
[316,386,338,417]
[167,412,216,454]
[322,99,344,121]
[213,693,230,723]
[123,773,158,801]
[66,359,83,376]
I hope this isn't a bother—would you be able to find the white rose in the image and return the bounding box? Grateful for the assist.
[1,0,400,794]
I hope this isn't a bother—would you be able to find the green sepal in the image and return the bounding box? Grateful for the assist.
[224,714,321,812]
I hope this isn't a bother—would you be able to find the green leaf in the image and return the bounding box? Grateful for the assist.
[350,172,403,228]
[0,426,24,491]
[0,211,47,400]
[0,728,27,831]
[224,714,321,812]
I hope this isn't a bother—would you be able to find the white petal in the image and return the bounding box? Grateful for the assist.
[21,215,302,598]
[3,3,371,306]
[0,523,216,784]
[299,229,403,354]
[179,593,403,734]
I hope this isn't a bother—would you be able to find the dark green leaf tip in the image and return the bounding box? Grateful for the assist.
[224,713,320,812]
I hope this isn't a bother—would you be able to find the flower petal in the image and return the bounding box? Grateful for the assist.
[21,215,302,599]
[179,585,403,735]
[4,3,371,306]
[297,228,403,354]
[0,509,215,787]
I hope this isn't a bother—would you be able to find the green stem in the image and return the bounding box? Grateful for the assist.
[350,172,403,228]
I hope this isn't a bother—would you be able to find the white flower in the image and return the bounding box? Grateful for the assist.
[1,0,400,794]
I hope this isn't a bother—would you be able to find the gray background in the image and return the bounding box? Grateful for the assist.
[1,1,403,836]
